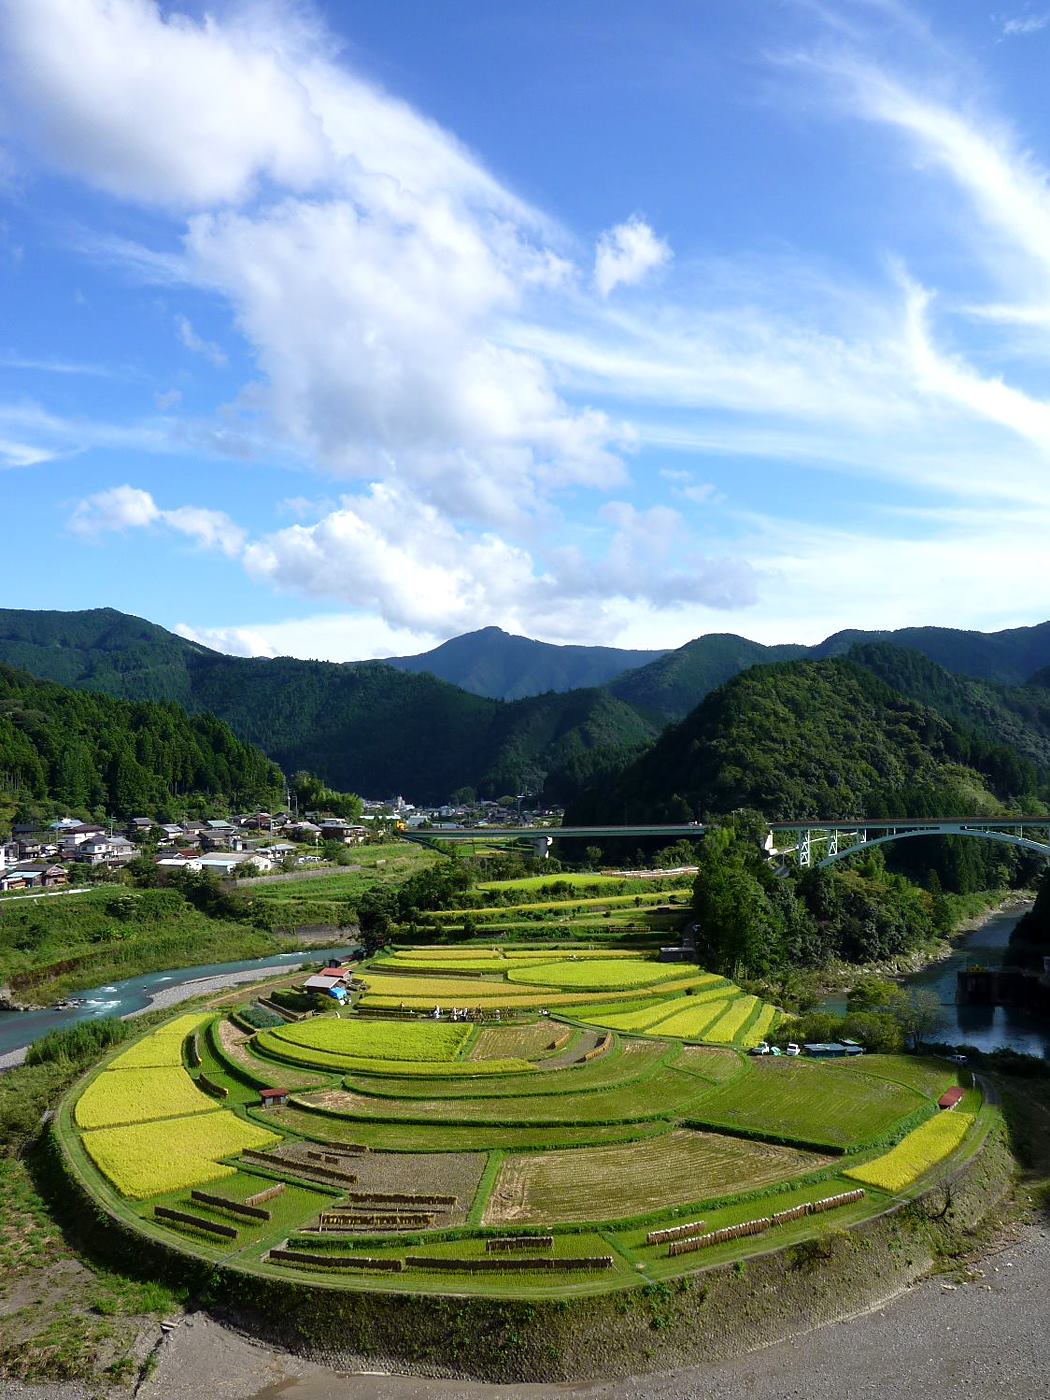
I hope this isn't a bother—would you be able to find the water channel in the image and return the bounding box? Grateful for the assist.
[0,946,355,1060]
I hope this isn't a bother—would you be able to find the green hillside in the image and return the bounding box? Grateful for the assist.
[0,665,282,818]
[0,607,212,704]
[0,610,654,803]
[385,625,665,700]
[813,621,1050,685]
[568,657,1042,824]
[608,633,808,719]
[847,643,1050,780]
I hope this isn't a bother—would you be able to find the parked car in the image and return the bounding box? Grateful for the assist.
[785,1042,801,1056]
[948,1052,968,1065]
[769,1045,783,1056]
[749,1042,771,1056]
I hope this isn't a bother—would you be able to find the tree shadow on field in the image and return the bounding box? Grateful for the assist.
[990,1072,1050,1228]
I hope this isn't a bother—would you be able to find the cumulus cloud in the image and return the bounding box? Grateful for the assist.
[0,0,332,207]
[242,485,757,634]
[594,217,672,297]
[70,485,245,556]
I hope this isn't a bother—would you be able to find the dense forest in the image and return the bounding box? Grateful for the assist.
[0,665,282,819]
[0,610,658,801]
[688,814,1043,990]
[4,608,1050,803]
[568,656,1048,826]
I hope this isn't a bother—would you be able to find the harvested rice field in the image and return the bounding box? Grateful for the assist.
[482,1128,833,1225]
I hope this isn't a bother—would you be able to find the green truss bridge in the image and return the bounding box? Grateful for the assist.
[766,817,1050,869]
[404,818,1050,867]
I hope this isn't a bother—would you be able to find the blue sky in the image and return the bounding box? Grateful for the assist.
[2,0,1050,659]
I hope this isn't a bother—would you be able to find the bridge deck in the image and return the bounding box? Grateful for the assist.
[768,817,1046,830]
[402,824,706,840]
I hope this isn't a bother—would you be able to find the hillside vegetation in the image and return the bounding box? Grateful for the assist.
[0,664,281,818]
[0,611,654,802]
[569,657,1045,825]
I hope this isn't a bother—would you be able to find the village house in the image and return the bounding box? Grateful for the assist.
[318,819,367,846]
[75,834,137,867]
[0,862,69,891]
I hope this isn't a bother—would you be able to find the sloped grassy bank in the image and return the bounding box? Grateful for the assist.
[49,1105,1014,1383]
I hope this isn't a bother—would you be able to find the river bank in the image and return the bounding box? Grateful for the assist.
[0,946,354,1071]
[815,891,1033,996]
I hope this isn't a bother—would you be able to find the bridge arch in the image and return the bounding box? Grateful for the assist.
[814,826,1050,868]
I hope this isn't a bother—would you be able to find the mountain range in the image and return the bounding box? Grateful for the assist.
[2,606,1050,806]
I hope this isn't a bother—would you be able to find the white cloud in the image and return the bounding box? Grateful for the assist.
[1002,14,1049,37]
[594,217,672,297]
[70,485,245,556]
[241,484,756,636]
[0,437,58,468]
[175,314,227,368]
[154,388,182,411]
[174,614,440,662]
[0,0,332,207]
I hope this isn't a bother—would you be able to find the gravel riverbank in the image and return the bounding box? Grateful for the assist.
[146,1221,1050,1400]
[0,959,320,1072]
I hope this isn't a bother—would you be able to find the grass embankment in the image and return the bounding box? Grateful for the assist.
[0,888,301,1004]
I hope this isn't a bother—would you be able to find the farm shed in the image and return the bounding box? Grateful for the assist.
[259,1088,291,1108]
[303,974,344,992]
[938,1087,964,1110]
[803,1042,850,1058]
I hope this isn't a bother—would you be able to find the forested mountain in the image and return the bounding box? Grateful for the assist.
[846,643,1050,777]
[0,665,282,817]
[184,654,658,801]
[0,607,211,704]
[608,634,808,718]
[4,607,1050,807]
[0,610,657,801]
[567,657,1045,825]
[384,626,665,700]
[812,621,1050,685]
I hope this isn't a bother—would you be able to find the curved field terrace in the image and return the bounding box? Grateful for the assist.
[56,945,988,1303]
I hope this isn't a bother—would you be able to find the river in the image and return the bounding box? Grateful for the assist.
[903,903,1049,1057]
[0,946,355,1061]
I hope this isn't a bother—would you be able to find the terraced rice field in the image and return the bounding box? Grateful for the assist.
[266,1019,471,1061]
[81,1110,279,1198]
[61,941,984,1302]
[505,958,702,991]
[467,1023,571,1059]
[255,1034,529,1077]
[823,1054,962,1100]
[297,1065,709,1126]
[262,1102,675,1153]
[357,981,711,1012]
[483,1128,832,1224]
[688,1058,926,1148]
[350,1039,669,1099]
[75,1065,218,1129]
[845,1111,975,1191]
[211,1019,331,1089]
[106,1013,210,1068]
